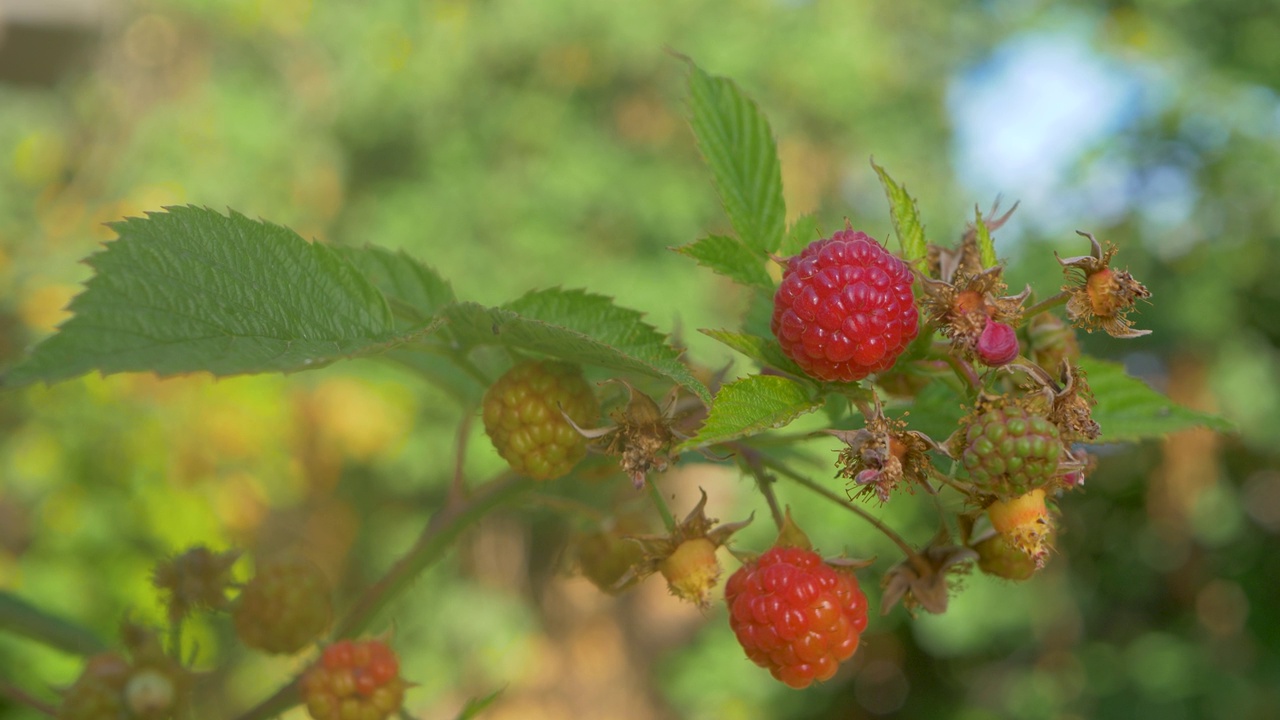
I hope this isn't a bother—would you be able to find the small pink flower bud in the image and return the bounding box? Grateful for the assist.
[976,320,1020,366]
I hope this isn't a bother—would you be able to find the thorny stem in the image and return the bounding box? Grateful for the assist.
[234,471,528,720]
[760,457,918,559]
[646,476,678,533]
[0,681,55,716]
[733,444,785,531]
[1022,289,1070,320]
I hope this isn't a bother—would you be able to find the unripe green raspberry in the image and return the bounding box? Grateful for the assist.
[233,556,333,654]
[482,360,599,480]
[960,404,1061,498]
[973,532,1038,581]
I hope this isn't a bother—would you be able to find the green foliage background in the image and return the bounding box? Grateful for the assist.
[1,1,1277,718]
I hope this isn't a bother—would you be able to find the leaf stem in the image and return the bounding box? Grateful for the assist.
[450,406,476,504]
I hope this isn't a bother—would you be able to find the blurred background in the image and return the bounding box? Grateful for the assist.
[0,0,1277,718]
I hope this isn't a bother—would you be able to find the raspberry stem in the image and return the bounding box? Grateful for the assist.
[1022,290,1070,321]
[735,444,785,531]
[761,457,918,559]
[0,680,56,716]
[646,477,678,534]
[234,472,529,720]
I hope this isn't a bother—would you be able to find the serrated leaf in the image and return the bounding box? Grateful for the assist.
[337,245,455,324]
[444,289,710,404]
[870,159,927,264]
[701,328,807,378]
[3,206,435,388]
[677,374,822,451]
[973,205,997,269]
[780,213,820,256]
[1080,357,1235,442]
[674,234,772,288]
[686,61,786,254]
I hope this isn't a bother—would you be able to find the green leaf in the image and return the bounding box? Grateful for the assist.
[0,591,108,656]
[973,205,997,269]
[674,234,772,288]
[337,245,455,325]
[686,60,786,254]
[677,374,822,451]
[3,206,436,388]
[444,289,711,404]
[455,688,505,720]
[700,328,806,378]
[1080,357,1235,442]
[870,159,927,265]
[780,213,820,256]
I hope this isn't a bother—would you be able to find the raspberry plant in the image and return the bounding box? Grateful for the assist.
[0,57,1231,717]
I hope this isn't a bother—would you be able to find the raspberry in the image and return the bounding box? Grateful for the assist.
[975,319,1019,366]
[725,546,869,689]
[57,653,130,720]
[772,229,919,382]
[301,639,406,720]
[986,489,1053,569]
[482,360,600,480]
[233,556,333,654]
[959,404,1061,498]
[973,532,1038,581]
[659,537,721,606]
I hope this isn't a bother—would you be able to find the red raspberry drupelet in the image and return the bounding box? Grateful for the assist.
[772,230,919,382]
[725,546,869,689]
[301,639,406,720]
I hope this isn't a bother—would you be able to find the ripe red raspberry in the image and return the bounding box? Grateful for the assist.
[482,360,600,480]
[959,404,1061,498]
[301,639,406,720]
[233,556,333,654]
[772,229,919,382]
[725,546,869,689]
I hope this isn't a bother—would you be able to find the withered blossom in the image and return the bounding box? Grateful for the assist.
[563,380,701,488]
[1058,230,1151,338]
[880,536,976,616]
[828,399,944,504]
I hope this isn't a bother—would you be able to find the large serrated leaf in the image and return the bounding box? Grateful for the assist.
[686,61,786,254]
[701,328,807,378]
[677,374,822,451]
[444,289,710,404]
[973,206,997,269]
[337,245,455,324]
[780,213,821,256]
[1080,357,1234,442]
[674,234,772,288]
[870,160,927,265]
[3,206,435,388]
